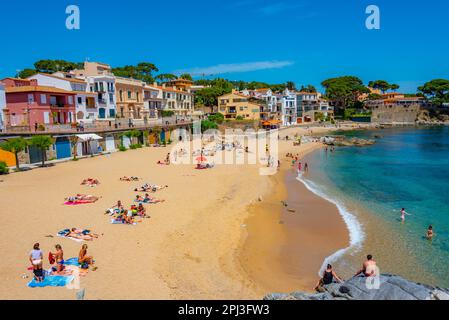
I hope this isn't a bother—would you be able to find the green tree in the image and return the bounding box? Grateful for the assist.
[418,79,449,106]
[321,76,370,114]
[201,120,218,133]
[208,113,225,124]
[0,138,28,171]
[112,62,159,84]
[390,84,400,92]
[155,73,177,83]
[286,81,296,91]
[179,73,193,81]
[299,84,317,93]
[17,69,38,79]
[29,135,54,167]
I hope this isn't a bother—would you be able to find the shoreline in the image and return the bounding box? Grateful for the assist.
[237,142,350,295]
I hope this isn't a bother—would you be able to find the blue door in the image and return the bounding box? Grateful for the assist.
[99,108,106,119]
[55,138,72,159]
[160,130,166,143]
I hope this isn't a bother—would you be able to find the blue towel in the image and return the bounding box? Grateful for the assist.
[28,275,74,288]
[64,257,80,267]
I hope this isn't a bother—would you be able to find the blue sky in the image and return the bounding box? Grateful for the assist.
[0,0,448,93]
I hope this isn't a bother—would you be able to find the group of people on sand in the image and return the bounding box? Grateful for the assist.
[81,178,100,187]
[287,153,309,173]
[29,242,95,283]
[314,254,378,292]
[157,153,171,165]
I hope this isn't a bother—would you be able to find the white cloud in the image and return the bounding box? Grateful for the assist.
[174,60,294,76]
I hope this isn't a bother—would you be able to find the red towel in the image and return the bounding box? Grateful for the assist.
[48,252,55,264]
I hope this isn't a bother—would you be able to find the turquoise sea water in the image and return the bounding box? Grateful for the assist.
[302,126,449,286]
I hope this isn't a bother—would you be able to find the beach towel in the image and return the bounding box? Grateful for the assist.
[64,200,94,206]
[57,233,84,242]
[111,218,137,226]
[27,275,74,288]
[65,257,81,267]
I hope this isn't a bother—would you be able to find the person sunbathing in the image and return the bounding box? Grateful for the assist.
[68,228,99,240]
[66,194,99,203]
[81,178,100,186]
[134,183,151,192]
[150,184,168,192]
[124,210,135,224]
[137,203,147,217]
[120,176,139,181]
[143,193,165,204]
[78,244,94,266]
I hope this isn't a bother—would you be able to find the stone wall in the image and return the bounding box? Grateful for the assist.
[371,104,420,124]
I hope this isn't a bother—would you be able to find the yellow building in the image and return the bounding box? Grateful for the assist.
[115,77,146,120]
[217,91,262,120]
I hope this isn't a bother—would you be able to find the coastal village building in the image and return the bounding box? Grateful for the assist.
[73,62,117,120]
[217,91,262,120]
[153,84,193,117]
[144,84,165,119]
[1,78,76,128]
[0,83,5,131]
[279,89,297,126]
[28,73,99,123]
[166,78,193,90]
[115,76,146,121]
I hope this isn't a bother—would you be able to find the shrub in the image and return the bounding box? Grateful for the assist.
[236,115,244,121]
[0,161,9,175]
[119,146,127,152]
[129,143,143,150]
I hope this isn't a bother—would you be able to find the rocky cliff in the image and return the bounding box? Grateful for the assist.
[264,274,449,300]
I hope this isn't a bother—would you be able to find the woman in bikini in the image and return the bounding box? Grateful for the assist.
[51,244,65,274]
[78,244,94,266]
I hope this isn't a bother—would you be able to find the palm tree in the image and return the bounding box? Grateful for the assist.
[0,137,28,171]
[29,135,54,167]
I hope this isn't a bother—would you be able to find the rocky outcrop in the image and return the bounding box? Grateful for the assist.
[323,136,375,147]
[264,274,449,300]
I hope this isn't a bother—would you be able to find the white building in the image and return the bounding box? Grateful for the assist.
[0,83,6,131]
[151,83,193,117]
[28,73,100,123]
[279,89,297,126]
[85,75,117,120]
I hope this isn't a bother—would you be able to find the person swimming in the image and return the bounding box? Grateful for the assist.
[401,208,412,223]
[426,225,434,240]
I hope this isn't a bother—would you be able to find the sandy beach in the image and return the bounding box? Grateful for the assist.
[0,124,362,300]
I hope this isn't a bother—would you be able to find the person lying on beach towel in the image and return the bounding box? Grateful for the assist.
[81,178,100,187]
[65,194,99,204]
[134,184,168,192]
[105,200,125,215]
[135,194,165,204]
[157,160,170,165]
[120,176,139,181]
[58,228,99,241]
[112,210,136,224]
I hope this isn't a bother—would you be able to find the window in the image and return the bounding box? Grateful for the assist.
[119,90,123,101]
[128,91,132,99]
[77,97,83,104]
[99,82,104,92]
[94,83,98,92]
[136,92,139,101]
[40,94,46,104]
[68,96,74,105]
[109,93,114,103]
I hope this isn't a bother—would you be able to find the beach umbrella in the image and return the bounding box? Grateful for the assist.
[196,156,207,163]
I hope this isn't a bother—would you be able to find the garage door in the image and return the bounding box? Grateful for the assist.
[29,146,44,164]
[55,137,72,159]
[106,135,116,151]
[122,136,131,148]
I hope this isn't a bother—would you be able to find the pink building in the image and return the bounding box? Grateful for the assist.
[1,78,76,128]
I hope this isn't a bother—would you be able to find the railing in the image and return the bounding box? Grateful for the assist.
[1,118,195,135]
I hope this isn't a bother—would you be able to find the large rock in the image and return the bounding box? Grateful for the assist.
[264,274,449,300]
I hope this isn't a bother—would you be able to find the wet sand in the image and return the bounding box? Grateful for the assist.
[238,144,350,295]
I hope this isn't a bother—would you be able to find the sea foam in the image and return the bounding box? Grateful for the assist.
[296,172,365,276]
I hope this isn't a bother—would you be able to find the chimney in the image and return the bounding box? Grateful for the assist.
[153,82,158,87]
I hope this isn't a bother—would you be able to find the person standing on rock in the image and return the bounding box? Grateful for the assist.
[355,254,378,277]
